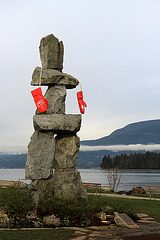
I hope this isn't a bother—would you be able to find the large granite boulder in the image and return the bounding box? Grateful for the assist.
[53,169,88,199]
[25,131,55,180]
[31,67,79,89]
[39,34,64,70]
[33,114,81,133]
[36,85,66,115]
[54,134,80,169]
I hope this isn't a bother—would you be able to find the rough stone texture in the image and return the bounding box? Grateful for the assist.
[36,85,66,115]
[26,34,87,201]
[53,169,88,199]
[136,213,149,218]
[29,177,55,204]
[39,34,64,70]
[33,114,81,133]
[31,67,79,89]
[25,131,55,180]
[54,134,80,169]
[132,186,145,194]
[114,213,139,229]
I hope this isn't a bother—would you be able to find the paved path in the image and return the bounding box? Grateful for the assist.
[90,193,160,201]
[1,224,160,239]
[66,222,160,240]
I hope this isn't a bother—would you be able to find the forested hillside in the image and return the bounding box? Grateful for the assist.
[101,152,160,169]
[1,151,160,169]
[81,119,160,146]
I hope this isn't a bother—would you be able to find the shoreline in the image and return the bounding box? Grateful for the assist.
[0,168,160,171]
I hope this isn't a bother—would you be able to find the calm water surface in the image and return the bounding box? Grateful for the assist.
[0,169,159,191]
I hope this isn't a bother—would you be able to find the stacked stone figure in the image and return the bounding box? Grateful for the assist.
[25,34,87,203]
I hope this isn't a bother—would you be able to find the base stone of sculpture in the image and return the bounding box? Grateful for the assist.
[29,177,55,204]
[53,169,88,199]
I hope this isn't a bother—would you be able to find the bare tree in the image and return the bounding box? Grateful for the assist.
[103,168,123,192]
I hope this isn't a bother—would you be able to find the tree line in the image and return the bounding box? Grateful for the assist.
[101,151,160,169]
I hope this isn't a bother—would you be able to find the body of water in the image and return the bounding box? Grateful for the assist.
[0,169,159,191]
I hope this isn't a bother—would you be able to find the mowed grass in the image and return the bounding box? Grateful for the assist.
[131,193,160,199]
[106,196,160,222]
[0,229,76,240]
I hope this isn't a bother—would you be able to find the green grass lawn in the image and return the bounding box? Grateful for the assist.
[84,195,160,222]
[0,229,76,240]
[105,196,160,222]
[130,193,160,199]
[100,189,160,199]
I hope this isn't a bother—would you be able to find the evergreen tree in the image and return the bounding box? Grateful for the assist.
[101,152,160,169]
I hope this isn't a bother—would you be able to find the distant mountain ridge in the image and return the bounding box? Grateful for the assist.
[1,119,160,169]
[81,119,160,146]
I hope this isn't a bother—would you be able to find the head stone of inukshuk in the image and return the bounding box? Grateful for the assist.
[25,34,88,203]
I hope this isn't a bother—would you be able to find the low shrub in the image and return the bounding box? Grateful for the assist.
[0,188,136,228]
[0,188,35,228]
[37,195,135,227]
[37,197,93,227]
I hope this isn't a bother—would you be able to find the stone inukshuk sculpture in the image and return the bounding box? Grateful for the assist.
[25,34,87,203]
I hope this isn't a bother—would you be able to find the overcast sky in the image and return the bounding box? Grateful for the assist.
[0,0,160,149]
